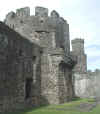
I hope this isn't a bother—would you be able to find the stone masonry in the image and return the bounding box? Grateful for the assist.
[71,39,87,73]
[0,7,76,112]
[71,38,100,99]
[0,22,42,111]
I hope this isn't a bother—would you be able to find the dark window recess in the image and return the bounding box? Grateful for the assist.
[12,24,14,29]
[25,78,32,99]
[40,20,44,23]
[19,50,23,56]
[20,20,24,24]
[60,45,64,49]
[32,56,36,61]
[40,50,43,54]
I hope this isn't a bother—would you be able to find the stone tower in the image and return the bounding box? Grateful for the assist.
[71,38,87,73]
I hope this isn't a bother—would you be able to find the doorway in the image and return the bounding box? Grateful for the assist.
[25,78,32,99]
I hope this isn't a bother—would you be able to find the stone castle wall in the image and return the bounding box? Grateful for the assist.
[0,6,76,112]
[72,38,100,98]
[0,22,42,111]
[4,6,76,105]
[2,5,99,111]
[74,70,100,98]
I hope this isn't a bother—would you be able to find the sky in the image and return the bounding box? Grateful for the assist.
[0,0,100,71]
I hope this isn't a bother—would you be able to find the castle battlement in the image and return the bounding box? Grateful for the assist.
[5,6,62,21]
[5,6,62,23]
[71,38,85,53]
[6,11,16,19]
[51,10,60,18]
[35,6,48,17]
[71,38,87,73]
[4,6,69,55]
[5,7,30,20]
[71,38,84,44]
[16,7,30,17]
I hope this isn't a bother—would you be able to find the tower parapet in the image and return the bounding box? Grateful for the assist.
[71,38,84,54]
[35,7,48,17]
[51,10,60,18]
[71,38,87,73]
[5,11,16,20]
[16,7,30,17]
[4,6,69,54]
[5,11,16,29]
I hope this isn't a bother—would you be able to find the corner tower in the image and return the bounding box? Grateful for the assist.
[71,38,87,73]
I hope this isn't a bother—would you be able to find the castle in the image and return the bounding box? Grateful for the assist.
[0,6,99,112]
[0,7,76,112]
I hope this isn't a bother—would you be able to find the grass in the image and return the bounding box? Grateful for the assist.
[2,98,100,114]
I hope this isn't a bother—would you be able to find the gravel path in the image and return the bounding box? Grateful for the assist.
[76,98,100,112]
[47,100,100,112]
[76,102,97,112]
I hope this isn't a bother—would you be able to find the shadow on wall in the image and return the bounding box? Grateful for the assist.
[58,62,74,103]
[4,104,49,114]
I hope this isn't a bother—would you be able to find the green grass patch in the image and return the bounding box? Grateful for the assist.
[2,98,100,114]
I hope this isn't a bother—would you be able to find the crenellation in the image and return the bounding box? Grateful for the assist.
[35,6,48,17]
[5,7,70,54]
[6,11,16,19]
[71,38,84,44]
[16,7,30,17]
[60,17,67,24]
[51,10,60,18]
[71,38,84,54]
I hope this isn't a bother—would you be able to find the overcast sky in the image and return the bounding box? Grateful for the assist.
[0,0,100,71]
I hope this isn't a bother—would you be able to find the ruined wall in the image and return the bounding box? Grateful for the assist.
[71,38,89,98]
[4,6,76,106]
[72,38,100,98]
[74,70,100,98]
[0,22,42,111]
